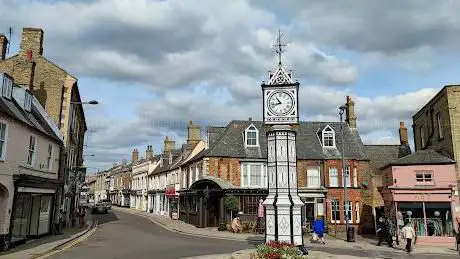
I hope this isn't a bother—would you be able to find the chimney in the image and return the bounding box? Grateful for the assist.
[163,136,175,154]
[145,145,154,160]
[132,148,139,165]
[19,28,44,58]
[399,121,408,145]
[0,33,8,60]
[187,120,201,147]
[345,96,357,128]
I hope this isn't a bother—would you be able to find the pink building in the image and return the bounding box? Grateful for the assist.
[379,149,458,247]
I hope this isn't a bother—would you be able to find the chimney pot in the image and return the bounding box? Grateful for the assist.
[248,117,252,121]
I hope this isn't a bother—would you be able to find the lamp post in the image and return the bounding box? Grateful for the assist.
[339,104,352,241]
[70,100,98,105]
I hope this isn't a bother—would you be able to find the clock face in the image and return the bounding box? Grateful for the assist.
[268,90,295,116]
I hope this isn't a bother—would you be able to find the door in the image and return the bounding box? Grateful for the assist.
[305,203,315,227]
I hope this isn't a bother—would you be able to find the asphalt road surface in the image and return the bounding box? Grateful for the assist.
[47,210,252,259]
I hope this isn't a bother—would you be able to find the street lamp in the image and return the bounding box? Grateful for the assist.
[339,104,352,241]
[83,154,95,157]
[70,100,98,105]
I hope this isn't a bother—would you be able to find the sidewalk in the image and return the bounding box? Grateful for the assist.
[113,207,263,241]
[0,219,95,259]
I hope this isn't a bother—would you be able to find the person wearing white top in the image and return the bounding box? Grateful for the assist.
[401,221,416,253]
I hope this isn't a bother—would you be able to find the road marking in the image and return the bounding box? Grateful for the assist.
[34,221,98,259]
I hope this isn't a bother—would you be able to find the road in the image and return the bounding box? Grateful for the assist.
[47,210,252,259]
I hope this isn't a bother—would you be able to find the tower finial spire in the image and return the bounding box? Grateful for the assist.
[274,29,287,66]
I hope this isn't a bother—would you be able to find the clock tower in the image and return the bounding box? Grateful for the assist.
[262,31,305,250]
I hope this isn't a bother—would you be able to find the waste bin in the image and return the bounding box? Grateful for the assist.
[347,227,355,242]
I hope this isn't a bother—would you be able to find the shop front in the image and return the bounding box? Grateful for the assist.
[10,189,55,244]
[298,188,327,231]
[382,187,459,247]
[166,186,178,219]
[9,174,59,245]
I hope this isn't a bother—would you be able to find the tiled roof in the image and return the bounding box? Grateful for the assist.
[203,120,369,160]
[0,89,62,143]
[365,144,412,170]
[382,149,455,169]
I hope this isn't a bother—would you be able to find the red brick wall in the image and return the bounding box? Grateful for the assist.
[208,157,241,186]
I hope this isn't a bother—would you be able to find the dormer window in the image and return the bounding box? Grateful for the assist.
[322,125,336,148]
[1,74,13,99]
[24,91,32,112]
[245,124,259,147]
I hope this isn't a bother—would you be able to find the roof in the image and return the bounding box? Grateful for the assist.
[365,144,412,170]
[380,149,455,169]
[150,148,182,176]
[203,120,369,160]
[189,175,235,190]
[0,86,63,143]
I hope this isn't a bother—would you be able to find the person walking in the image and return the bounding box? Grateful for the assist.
[377,217,393,247]
[312,216,326,244]
[401,221,416,253]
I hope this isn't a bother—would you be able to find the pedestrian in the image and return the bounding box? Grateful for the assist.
[230,216,243,233]
[79,207,86,228]
[376,217,392,247]
[312,216,326,244]
[257,199,264,234]
[401,221,416,253]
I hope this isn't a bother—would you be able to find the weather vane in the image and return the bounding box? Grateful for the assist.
[273,29,287,66]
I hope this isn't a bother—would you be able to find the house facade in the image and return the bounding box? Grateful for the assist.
[178,101,370,233]
[108,161,131,207]
[94,171,109,203]
[379,149,458,247]
[362,121,412,234]
[0,74,64,249]
[131,146,158,211]
[412,85,460,188]
[0,28,88,226]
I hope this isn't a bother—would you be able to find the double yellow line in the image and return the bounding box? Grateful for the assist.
[34,221,99,259]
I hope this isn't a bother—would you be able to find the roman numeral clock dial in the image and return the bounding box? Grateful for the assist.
[268,90,294,116]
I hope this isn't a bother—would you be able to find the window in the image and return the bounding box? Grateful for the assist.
[355,202,360,224]
[241,163,266,187]
[329,167,338,187]
[322,126,335,147]
[195,166,199,182]
[342,166,351,187]
[1,75,13,99]
[420,126,425,147]
[0,122,7,160]
[437,113,443,139]
[24,91,32,112]
[46,144,53,170]
[344,201,353,223]
[353,167,358,187]
[307,167,320,188]
[245,125,259,147]
[331,200,340,223]
[27,135,36,165]
[416,172,433,182]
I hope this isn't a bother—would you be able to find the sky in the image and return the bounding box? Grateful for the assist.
[1,0,459,173]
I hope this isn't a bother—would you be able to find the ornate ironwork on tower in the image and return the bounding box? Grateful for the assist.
[261,31,305,251]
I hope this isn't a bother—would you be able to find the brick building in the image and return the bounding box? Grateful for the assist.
[0,28,88,226]
[412,85,460,187]
[178,98,370,234]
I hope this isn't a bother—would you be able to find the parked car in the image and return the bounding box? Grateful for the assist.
[100,199,112,210]
[92,203,108,214]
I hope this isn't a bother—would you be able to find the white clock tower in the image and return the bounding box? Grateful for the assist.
[262,31,305,250]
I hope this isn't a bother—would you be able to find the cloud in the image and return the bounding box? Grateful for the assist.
[0,0,452,169]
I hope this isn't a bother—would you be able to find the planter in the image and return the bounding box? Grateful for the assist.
[250,241,307,259]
